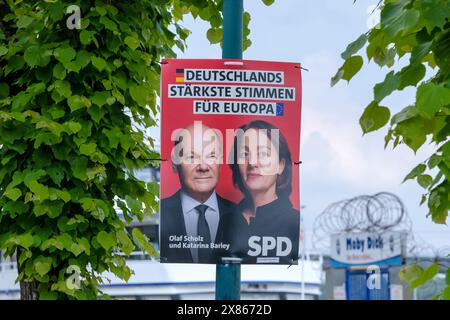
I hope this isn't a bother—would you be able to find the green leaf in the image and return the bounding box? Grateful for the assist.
[67,215,88,226]
[400,264,423,287]
[395,116,428,152]
[420,194,427,206]
[431,210,447,225]
[0,82,9,99]
[17,16,34,29]
[341,55,363,81]
[34,201,64,218]
[438,141,450,156]
[428,154,442,170]
[105,5,118,16]
[3,201,28,215]
[381,3,419,38]
[437,162,450,181]
[95,5,108,16]
[206,28,222,44]
[55,189,71,203]
[106,96,116,105]
[261,0,275,5]
[421,0,450,32]
[359,101,391,134]
[391,105,419,125]
[74,50,92,70]
[91,56,107,71]
[71,157,88,181]
[97,231,115,251]
[54,46,76,64]
[68,95,90,112]
[34,133,62,148]
[80,143,97,156]
[69,243,84,256]
[129,85,151,106]
[112,90,125,104]
[23,46,41,67]
[24,46,51,67]
[374,71,400,102]
[442,286,450,300]
[34,256,52,277]
[12,92,31,112]
[434,32,450,73]
[416,83,450,118]
[87,105,105,123]
[65,121,82,134]
[24,170,46,188]
[410,41,432,65]
[53,63,67,80]
[446,268,450,286]
[0,46,8,56]
[58,234,74,253]
[403,164,426,182]
[112,60,122,69]
[80,30,95,45]
[417,174,433,189]
[399,64,426,90]
[4,188,22,201]
[13,233,35,249]
[422,263,440,283]
[6,55,25,74]
[148,181,159,198]
[116,230,134,255]
[331,55,363,86]
[341,34,367,60]
[100,16,118,32]
[78,237,91,255]
[47,166,64,186]
[40,291,58,300]
[92,91,110,107]
[80,198,110,221]
[126,195,142,215]
[103,127,121,149]
[132,228,157,256]
[29,181,49,201]
[54,80,72,98]
[124,36,140,50]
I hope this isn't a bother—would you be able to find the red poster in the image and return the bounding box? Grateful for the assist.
[160,59,302,264]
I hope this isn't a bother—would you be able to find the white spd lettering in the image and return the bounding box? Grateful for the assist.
[247,236,292,256]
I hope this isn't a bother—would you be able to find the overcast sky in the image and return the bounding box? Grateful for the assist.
[150,0,449,255]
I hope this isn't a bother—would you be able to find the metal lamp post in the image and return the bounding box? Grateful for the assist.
[215,0,243,301]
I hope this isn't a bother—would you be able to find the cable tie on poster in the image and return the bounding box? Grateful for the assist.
[224,61,244,66]
[294,161,302,165]
[295,65,309,72]
[220,257,243,264]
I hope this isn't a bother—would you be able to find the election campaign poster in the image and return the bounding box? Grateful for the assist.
[160,59,302,264]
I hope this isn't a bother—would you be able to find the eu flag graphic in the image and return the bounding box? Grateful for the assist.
[276,103,284,116]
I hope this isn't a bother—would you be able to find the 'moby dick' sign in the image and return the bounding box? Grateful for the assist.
[330,232,405,268]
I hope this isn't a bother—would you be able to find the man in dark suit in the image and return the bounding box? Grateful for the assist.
[160,122,235,263]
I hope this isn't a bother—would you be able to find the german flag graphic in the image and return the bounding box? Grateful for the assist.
[175,69,184,82]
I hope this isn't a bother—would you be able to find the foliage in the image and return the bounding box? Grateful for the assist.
[332,0,450,299]
[0,0,260,299]
[400,262,450,299]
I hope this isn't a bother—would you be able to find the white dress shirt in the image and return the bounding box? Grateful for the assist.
[180,191,220,262]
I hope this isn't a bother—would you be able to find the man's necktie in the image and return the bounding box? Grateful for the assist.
[195,204,212,263]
